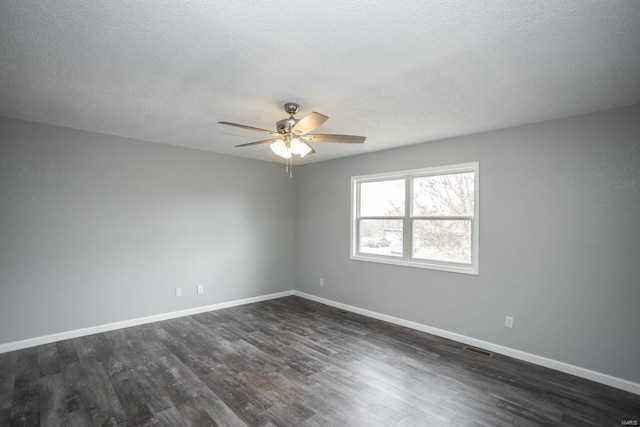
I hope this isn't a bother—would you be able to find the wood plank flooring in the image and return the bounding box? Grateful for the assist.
[1,296,638,426]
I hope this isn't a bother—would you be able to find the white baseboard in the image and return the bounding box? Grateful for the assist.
[293,291,640,396]
[0,290,295,354]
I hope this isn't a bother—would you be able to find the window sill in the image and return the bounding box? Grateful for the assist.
[350,253,478,275]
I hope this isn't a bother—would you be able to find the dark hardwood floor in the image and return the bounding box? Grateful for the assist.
[1,296,638,426]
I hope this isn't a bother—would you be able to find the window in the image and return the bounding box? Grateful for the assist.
[351,162,479,274]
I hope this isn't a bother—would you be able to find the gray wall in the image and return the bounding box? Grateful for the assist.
[294,105,640,383]
[0,117,295,344]
[2,105,639,384]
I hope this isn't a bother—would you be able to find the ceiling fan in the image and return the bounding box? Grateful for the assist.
[219,102,365,174]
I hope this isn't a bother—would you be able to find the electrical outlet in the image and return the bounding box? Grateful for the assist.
[505,316,514,329]
[175,287,182,297]
[319,278,324,286]
[197,284,204,294]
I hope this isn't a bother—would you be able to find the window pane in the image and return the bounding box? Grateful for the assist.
[360,179,405,216]
[413,220,471,264]
[359,219,403,257]
[413,172,474,216]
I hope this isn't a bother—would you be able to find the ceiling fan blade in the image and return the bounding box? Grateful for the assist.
[219,121,280,136]
[292,112,328,135]
[235,138,281,148]
[304,134,366,144]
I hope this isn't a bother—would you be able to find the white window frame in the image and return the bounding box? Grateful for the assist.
[350,162,479,275]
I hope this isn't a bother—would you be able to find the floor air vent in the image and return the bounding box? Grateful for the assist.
[463,346,493,357]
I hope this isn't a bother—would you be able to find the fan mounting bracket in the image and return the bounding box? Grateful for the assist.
[284,103,300,116]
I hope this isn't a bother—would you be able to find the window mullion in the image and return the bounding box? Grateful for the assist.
[358,216,404,220]
[404,177,412,261]
[412,216,474,221]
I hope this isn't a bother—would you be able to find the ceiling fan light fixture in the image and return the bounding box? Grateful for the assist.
[289,137,312,157]
[298,143,313,158]
[270,139,291,159]
[291,140,313,158]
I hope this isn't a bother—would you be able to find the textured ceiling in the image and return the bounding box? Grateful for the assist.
[1,1,639,164]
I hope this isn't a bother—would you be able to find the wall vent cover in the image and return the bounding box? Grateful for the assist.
[463,346,494,357]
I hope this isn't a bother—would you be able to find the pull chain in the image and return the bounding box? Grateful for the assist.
[284,157,293,178]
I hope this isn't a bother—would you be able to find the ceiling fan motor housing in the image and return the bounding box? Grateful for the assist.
[276,117,299,134]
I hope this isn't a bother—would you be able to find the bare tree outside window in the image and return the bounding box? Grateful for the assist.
[413,172,474,216]
[412,172,474,263]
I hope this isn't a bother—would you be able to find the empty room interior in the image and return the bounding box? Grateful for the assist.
[1,1,639,426]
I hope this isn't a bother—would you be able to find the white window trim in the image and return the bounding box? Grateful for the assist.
[350,162,479,275]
